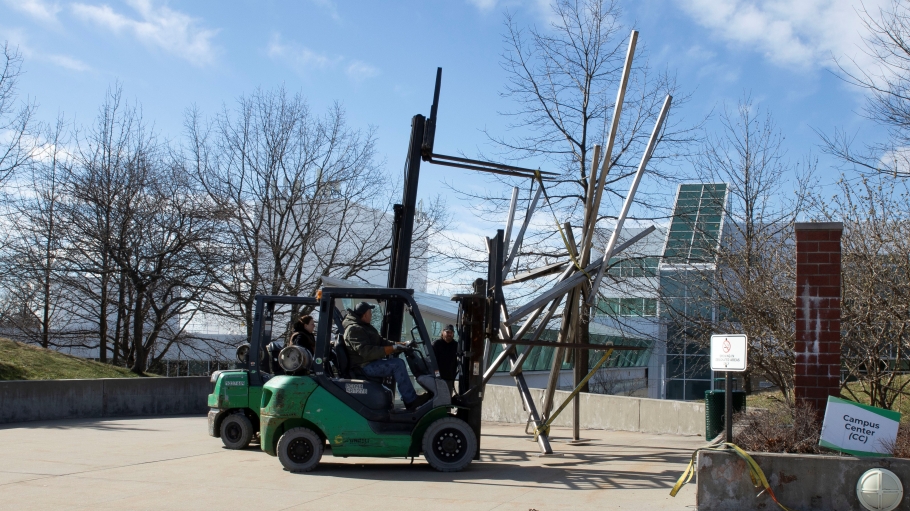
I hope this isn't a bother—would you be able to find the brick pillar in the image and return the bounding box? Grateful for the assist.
[794,222,843,414]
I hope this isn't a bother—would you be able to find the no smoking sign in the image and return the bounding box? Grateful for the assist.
[710,334,747,372]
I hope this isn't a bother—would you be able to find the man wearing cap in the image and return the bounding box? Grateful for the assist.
[342,301,433,411]
[432,324,458,395]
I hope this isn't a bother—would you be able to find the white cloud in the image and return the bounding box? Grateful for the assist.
[267,34,337,69]
[45,54,90,72]
[3,0,61,23]
[268,33,378,82]
[71,0,218,66]
[0,27,90,72]
[467,0,498,12]
[309,0,340,21]
[5,0,60,23]
[346,60,379,81]
[674,0,890,71]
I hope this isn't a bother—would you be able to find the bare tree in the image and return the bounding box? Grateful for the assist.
[438,0,696,404]
[823,0,910,177]
[0,118,71,348]
[60,86,141,363]
[188,87,444,340]
[61,86,219,372]
[0,42,34,190]
[817,177,910,409]
[677,98,813,405]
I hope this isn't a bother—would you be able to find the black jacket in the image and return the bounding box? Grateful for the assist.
[342,312,391,366]
[290,329,316,354]
[432,337,458,381]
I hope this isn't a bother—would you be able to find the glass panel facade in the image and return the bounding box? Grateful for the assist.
[490,329,652,373]
[595,298,658,317]
[659,183,728,401]
[663,184,727,265]
[607,256,659,277]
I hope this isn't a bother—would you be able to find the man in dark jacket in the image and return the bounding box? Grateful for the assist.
[432,324,458,395]
[343,302,432,411]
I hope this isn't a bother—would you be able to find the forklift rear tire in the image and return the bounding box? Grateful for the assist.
[277,427,323,472]
[220,413,253,450]
[422,417,477,472]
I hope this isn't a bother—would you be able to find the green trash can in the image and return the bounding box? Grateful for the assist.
[705,389,746,440]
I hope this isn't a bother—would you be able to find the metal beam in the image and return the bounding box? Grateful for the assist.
[503,260,567,286]
[582,31,638,260]
[504,225,657,325]
[500,339,643,350]
[502,186,543,275]
[502,187,519,262]
[588,95,672,305]
[510,296,562,376]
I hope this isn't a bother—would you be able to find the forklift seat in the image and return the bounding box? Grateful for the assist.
[332,337,386,387]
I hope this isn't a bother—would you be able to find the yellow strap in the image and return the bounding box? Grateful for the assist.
[669,443,794,511]
[533,348,613,440]
[533,170,589,279]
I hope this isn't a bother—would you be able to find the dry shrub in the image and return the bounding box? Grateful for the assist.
[883,423,910,458]
[734,401,827,454]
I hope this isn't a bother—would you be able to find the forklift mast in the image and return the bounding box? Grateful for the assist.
[383,69,442,343]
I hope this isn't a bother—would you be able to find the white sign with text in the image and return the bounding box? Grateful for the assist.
[819,396,901,456]
[710,334,747,372]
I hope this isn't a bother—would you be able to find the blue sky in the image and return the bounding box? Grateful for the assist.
[0,0,890,269]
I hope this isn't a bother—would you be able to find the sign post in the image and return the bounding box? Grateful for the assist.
[710,334,747,443]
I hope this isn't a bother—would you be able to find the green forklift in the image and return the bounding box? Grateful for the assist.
[258,287,482,472]
[207,295,318,449]
[209,67,562,467]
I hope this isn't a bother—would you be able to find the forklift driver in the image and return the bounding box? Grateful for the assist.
[342,302,434,411]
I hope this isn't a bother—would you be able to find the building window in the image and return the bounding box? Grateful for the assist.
[607,256,659,278]
[596,297,658,317]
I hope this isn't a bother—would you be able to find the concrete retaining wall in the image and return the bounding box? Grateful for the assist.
[0,377,211,424]
[481,384,704,436]
[697,450,910,510]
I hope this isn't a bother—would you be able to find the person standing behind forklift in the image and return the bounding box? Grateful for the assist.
[432,324,458,395]
[342,302,433,411]
[289,315,316,354]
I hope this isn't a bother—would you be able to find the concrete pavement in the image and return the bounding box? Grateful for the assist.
[0,417,703,510]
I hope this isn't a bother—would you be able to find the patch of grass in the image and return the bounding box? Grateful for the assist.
[0,338,146,380]
[747,380,910,417]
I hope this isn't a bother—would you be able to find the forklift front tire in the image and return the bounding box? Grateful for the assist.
[422,417,477,472]
[277,427,324,473]
[220,413,253,450]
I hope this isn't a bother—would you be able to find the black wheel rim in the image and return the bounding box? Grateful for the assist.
[433,428,468,463]
[288,436,314,464]
[225,421,242,443]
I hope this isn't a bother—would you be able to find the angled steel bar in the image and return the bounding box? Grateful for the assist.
[583,31,639,260]
[503,260,567,286]
[504,225,657,326]
[580,143,602,267]
[506,339,643,350]
[510,295,563,376]
[486,230,552,454]
[502,186,543,275]
[588,95,672,305]
[502,187,520,261]
[482,344,515,383]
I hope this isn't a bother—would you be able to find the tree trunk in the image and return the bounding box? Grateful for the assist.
[130,289,145,374]
[99,254,110,362]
